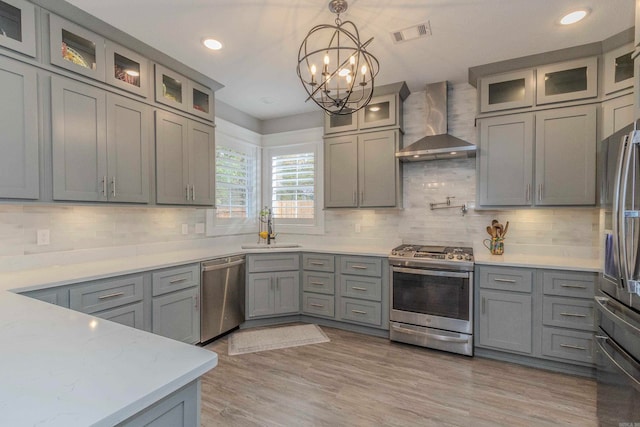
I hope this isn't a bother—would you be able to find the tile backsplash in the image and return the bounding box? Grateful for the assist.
[0,82,600,268]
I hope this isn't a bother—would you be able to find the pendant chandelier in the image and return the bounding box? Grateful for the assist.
[297,0,379,116]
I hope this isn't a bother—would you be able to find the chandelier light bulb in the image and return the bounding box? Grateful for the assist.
[361,65,367,75]
[324,54,330,65]
[310,64,317,75]
[346,74,352,84]
[350,56,356,65]
[338,68,350,77]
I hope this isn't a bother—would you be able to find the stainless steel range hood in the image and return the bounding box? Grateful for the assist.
[396,81,476,162]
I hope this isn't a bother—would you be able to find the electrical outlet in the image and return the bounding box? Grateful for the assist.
[195,223,205,234]
[37,229,50,246]
[355,223,361,233]
[181,224,189,235]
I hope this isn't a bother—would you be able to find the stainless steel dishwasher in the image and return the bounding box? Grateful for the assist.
[201,255,245,343]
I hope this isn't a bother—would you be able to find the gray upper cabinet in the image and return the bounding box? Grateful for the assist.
[52,77,150,203]
[188,80,214,121]
[0,0,36,57]
[479,69,535,113]
[603,43,634,95]
[357,94,398,130]
[105,40,149,98]
[478,113,534,206]
[325,130,400,208]
[106,93,150,203]
[0,56,38,199]
[324,111,358,135]
[155,110,215,206]
[536,57,598,105]
[602,93,634,139]
[51,76,107,201]
[324,134,358,208]
[154,64,187,111]
[535,104,596,205]
[49,14,106,81]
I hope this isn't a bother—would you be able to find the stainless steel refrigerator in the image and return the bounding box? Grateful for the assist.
[596,123,640,426]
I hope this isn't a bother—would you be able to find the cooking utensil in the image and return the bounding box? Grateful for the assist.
[486,225,494,237]
[494,224,504,238]
[502,221,509,237]
[492,219,499,226]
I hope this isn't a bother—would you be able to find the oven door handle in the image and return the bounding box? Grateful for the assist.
[392,266,469,278]
[595,335,640,392]
[391,325,470,343]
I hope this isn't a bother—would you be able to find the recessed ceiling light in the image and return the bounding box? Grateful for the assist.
[560,9,589,25]
[369,106,381,112]
[203,38,223,50]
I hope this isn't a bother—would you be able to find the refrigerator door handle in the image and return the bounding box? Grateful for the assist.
[618,132,634,294]
[613,133,628,291]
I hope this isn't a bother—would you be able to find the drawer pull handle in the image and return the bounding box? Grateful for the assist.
[560,312,587,318]
[351,265,368,270]
[560,343,587,351]
[169,278,187,284]
[310,262,325,266]
[98,292,124,300]
[494,278,516,283]
[560,284,587,289]
[310,303,324,308]
[352,309,367,314]
[310,282,325,286]
[352,286,368,291]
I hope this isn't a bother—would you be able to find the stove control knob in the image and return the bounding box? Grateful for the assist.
[447,253,454,259]
[391,251,397,256]
[456,254,463,260]
[464,254,472,261]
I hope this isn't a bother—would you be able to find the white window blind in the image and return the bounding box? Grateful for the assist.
[271,152,314,219]
[216,145,253,218]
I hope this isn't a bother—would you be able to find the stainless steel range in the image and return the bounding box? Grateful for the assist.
[389,244,474,356]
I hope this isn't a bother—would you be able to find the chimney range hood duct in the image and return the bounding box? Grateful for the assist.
[396,81,476,162]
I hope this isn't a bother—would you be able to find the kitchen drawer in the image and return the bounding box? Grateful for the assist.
[478,265,533,293]
[340,298,382,326]
[152,263,200,296]
[302,293,335,318]
[302,271,335,294]
[543,296,595,331]
[541,327,594,365]
[340,275,382,301]
[340,256,382,277]
[248,253,300,273]
[542,270,596,299]
[95,301,144,330]
[70,275,144,314]
[302,253,335,272]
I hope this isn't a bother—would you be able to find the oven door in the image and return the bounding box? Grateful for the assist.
[390,266,472,334]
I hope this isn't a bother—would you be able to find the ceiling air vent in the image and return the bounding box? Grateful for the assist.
[391,21,432,44]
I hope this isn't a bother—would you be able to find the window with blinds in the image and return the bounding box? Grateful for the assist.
[216,145,254,218]
[271,152,314,219]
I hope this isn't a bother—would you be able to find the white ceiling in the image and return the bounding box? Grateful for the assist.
[65,0,635,121]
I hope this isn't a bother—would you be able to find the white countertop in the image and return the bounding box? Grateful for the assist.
[474,252,600,272]
[0,291,217,427]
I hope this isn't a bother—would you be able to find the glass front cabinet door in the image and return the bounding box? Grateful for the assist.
[536,57,598,105]
[358,93,397,130]
[105,41,149,98]
[154,64,187,110]
[479,69,534,113]
[603,43,634,95]
[188,80,213,120]
[49,14,105,81]
[0,0,35,57]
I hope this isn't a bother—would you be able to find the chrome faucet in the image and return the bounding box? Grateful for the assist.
[267,208,275,245]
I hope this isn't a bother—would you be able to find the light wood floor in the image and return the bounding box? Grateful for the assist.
[201,324,596,426]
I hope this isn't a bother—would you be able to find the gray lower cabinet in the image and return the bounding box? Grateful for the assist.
[151,264,201,344]
[478,289,532,354]
[477,104,597,207]
[324,130,400,208]
[51,77,151,203]
[336,255,387,329]
[98,301,144,329]
[246,253,300,319]
[117,379,200,427]
[155,110,215,206]
[21,287,69,307]
[0,56,39,199]
[302,253,335,319]
[476,265,597,370]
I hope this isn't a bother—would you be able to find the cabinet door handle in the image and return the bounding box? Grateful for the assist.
[98,292,124,300]
[494,278,516,283]
[482,297,486,314]
[102,176,107,197]
[560,343,586,351]
[111,176,116,198]
[351,286,368,291]
[310,281,325,286]
[194,294,199,311]
[353,191,356,205]
[560,283,587,289]
[360,191,364,205]
[169,278,187,284]
[538,183,543,202]
[309,262,324,266]
[185,185,190,201]
[560,312,587,318]
[310,303,324,308]
[526,184,530,202]
[351,309,367,315]
[351,265,368,270]
[191,185,196,201]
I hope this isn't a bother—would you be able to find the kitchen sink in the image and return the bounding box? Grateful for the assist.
[240,243,301,249]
